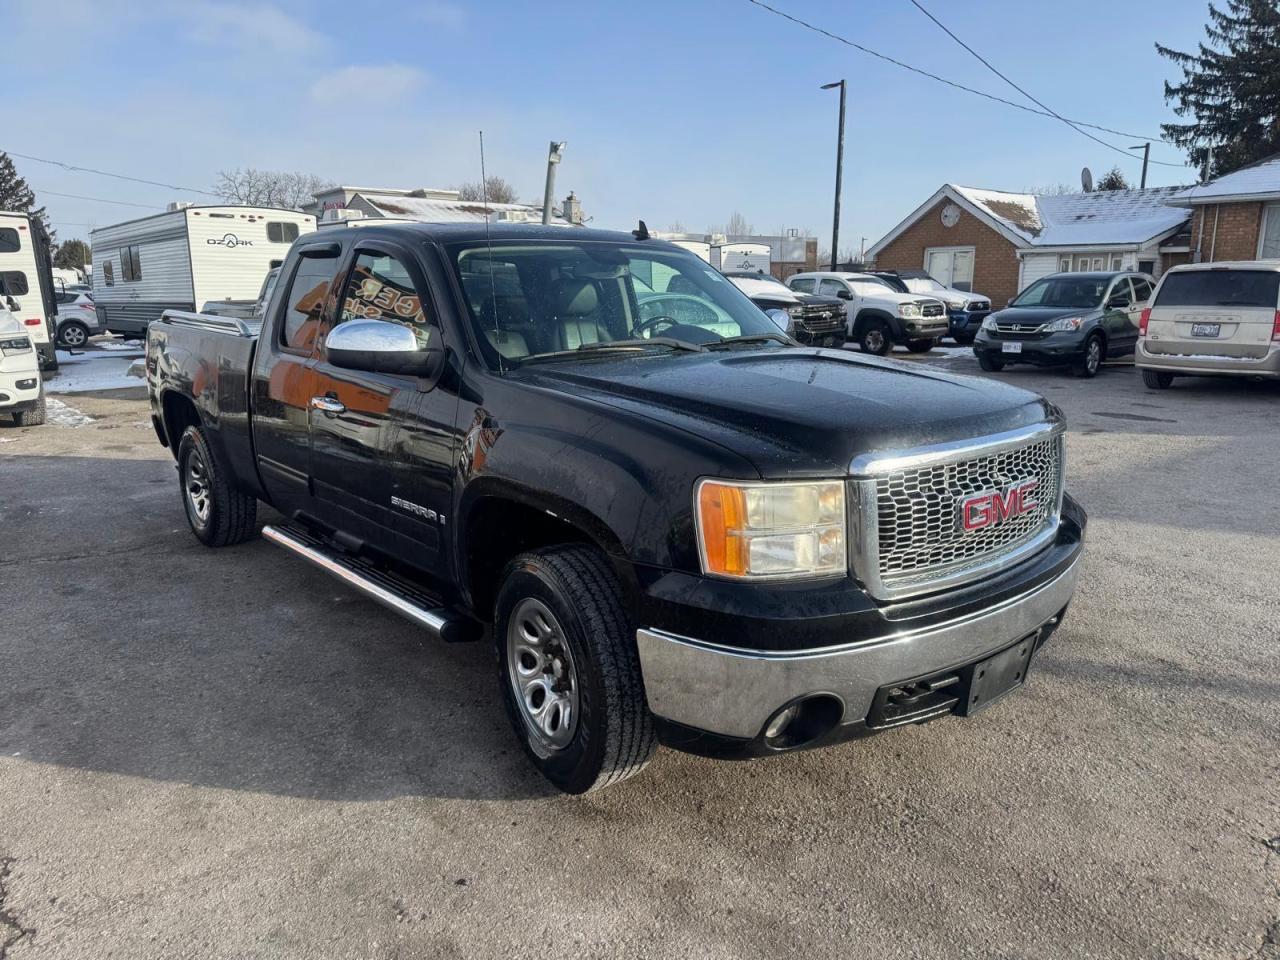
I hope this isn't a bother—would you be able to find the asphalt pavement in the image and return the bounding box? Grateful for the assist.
[0,356,1276,959]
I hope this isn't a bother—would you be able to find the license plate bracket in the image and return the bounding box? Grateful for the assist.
[960,638,1035,715]
[1001,341,1023,354]
[1190,323,1221,338]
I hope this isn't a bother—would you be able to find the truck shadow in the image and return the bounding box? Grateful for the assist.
[0,454,557,801]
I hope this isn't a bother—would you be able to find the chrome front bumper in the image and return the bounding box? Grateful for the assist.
[636,554,1080,740]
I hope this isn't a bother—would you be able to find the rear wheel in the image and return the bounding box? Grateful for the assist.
[858,319,891,355]
[906,338,935,353]
[495,545,656,794]
[57,320,90,348]
[177,425,258,547]
[978,354,1004,372]
[1072,334,1104,378]
[1142,369,1175,390]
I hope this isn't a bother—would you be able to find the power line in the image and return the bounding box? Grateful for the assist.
[905,0,1188,169]
[2,147,220,197]
[744,0,1189,164]
[36,188,160,209]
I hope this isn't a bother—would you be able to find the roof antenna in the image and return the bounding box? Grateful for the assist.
[479,130,503,373]
[632,219,649,240]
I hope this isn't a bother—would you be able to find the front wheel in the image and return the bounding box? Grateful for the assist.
[858,319,891,355]
[177,425,258,547]
[977,354,1005,372]
[495,545,656,794]
[1142,369,1175,390]
[1072,334,1103,378]
[906,338,935,354]
[57,321,90,348]
[952,331,975,345]
[12,393,46,427]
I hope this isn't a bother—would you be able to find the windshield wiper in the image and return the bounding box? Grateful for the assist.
[707,332,792,349]
[517,337,706,365]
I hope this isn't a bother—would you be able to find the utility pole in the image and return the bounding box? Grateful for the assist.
[1129,142,1150,189]
[821,80,846,270]
[542,141,566,225]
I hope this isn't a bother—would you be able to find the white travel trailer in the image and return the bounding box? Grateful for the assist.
[668,239,712,263]
[711,241,770,274]
[90,205,315,336]
[0,211,59,370]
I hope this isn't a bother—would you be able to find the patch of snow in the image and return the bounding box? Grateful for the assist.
[45,397,95,426]
[47,350,144,394]
[127,359,146,380]
[93,340,144,352]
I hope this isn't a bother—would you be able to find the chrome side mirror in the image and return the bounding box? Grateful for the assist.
[325,319,442,377]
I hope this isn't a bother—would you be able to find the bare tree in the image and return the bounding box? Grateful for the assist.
[214,168,334,210]
[666,220,687,233]
[1023,182,1080,196]
[726,211,753,236]
[456,177,518,204]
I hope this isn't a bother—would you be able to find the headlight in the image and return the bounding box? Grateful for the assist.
[981,315,998,332]
[898,303,921,318]
[696,479,846,580]
[0,336,32,356]
[946,298,966,309]
[1044,316,1084,332]
[787,305,805,318]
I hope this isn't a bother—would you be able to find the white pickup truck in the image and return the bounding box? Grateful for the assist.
[788,271,949,354]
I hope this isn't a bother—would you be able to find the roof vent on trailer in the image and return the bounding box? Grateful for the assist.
[167,201,195,212]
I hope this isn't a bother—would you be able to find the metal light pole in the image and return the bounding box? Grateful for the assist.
[821,80,846,270]
[542,141,566,225]
[1128,142,1150,189]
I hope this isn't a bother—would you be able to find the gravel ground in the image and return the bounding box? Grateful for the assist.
[0,360,1276,959]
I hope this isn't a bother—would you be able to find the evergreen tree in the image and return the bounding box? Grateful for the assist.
[54,239,90,271]
[1096,166,1131,191]
[0,151,50,232]
[1157,1,1280,177]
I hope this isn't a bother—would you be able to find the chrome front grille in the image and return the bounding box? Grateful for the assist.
[921,303,945,318]
[849,423,1065,600]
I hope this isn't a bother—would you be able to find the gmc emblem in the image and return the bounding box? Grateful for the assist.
[959,479,1039,532]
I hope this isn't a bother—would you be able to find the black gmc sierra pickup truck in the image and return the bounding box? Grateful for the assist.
[146,223,1085,793]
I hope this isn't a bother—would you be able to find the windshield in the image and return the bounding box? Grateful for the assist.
[1011,276,1108,309]
[903,276,946,294]
[1155,270,1280,308]
[449,241,784,366]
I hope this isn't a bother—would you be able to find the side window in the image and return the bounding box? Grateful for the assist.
[817,278,845,297]
[790,277,815,293]
[0,228,19,254]
[121,245,141,282]
[1131,277,1153,302]
[267,222,300,244]
[0,271,30,296]
[1108,278,1134,305]
[337,251,432,344]
[280,255,341,352]
[103,261,115,286]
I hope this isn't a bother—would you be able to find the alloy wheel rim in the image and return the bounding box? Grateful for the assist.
[506,597,579,755]
[1087,340,1100,372]
[866,329,885,352]
[62,325,87,346]
[185,451,211,524]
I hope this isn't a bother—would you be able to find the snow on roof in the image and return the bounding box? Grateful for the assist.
[954,184,1190,246]
[1169,153,1280,204]
[353,191,572,226]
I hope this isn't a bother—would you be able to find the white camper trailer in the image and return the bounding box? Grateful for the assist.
[711,242,770,274]
[90,205,316,336]
[0,211,59,370]
[668,239,712,263]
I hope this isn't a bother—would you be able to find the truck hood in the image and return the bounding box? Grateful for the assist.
[511,347,1054,478]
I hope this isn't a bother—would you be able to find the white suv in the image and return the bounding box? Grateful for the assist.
[1137,261,1280,388]
[0,306,45,425]
[788,271,949,354]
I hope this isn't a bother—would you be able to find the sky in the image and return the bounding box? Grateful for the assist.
[10,0,1216,253]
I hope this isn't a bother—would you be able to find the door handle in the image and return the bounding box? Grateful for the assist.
[310,395,346,414]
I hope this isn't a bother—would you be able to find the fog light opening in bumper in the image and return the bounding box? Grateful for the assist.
[761,695,843,750]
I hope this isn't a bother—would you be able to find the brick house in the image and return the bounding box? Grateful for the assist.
[1166,152,1280,261]
[867,184,1192,307]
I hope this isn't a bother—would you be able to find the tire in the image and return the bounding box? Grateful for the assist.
[495,545,656,794]
[906,338,935,353]
[12,393,46,427]
[858,318,891,355]
[57,320,90,348]
[952,331,975,345]
[176,425,258,547]
[978,354,1004,372]
[1072,334,1104,378]
[1142,369,1175,390]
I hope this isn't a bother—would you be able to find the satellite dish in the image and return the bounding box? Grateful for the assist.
[1081,167,1094,193]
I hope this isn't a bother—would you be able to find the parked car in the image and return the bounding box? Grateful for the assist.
[788,271,948,354]
[1136,261,1280,389]
[973,271,1153,378]
[870,270,992,344]
[146,222,1085,794]
[0,306,45,425]
[723,271,845,347]
[53,285,102,347]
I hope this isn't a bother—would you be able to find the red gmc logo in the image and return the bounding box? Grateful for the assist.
[960,479,1039,532]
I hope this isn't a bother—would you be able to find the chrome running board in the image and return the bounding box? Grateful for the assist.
[262,523,472,643]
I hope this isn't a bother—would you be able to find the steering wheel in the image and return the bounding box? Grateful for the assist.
[633,315,680,338]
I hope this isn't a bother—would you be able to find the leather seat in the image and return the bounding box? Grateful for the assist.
[486,328,530,360]
[553,280,611,351]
